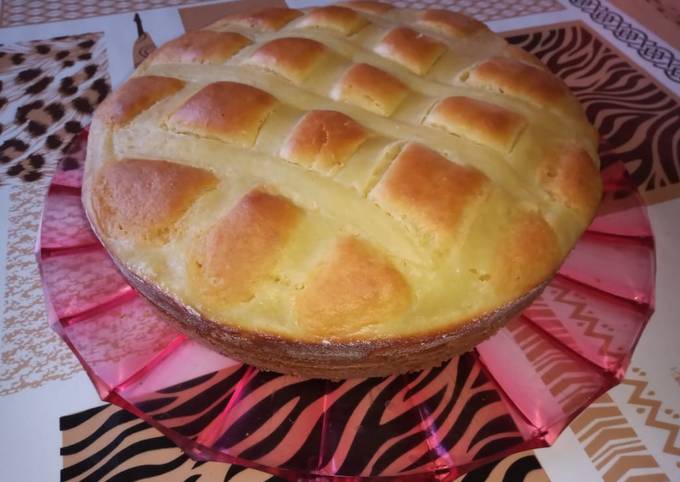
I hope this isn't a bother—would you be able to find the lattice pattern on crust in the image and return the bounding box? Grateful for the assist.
[83,2,601,342]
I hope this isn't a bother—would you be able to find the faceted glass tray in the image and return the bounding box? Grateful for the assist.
[38,130,655,481]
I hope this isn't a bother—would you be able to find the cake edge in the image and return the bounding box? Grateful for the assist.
[83,179,550,379]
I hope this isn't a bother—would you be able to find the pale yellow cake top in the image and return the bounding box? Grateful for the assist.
[82,2,602,343]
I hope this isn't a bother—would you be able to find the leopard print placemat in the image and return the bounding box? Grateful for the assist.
[0,33,109,185]
[0,33,110,397]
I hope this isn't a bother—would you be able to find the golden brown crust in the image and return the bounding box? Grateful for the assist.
[295,237,412,339]
[370,143,488,247]
[298,5,369,35]
[91,159,217,243]
[539,146,602,221]
[374,27,446,75]
[493,212,560,297]
[84,3,601,379]
[466,57,572,110]
[166,82,278,146]
[416,9,487,38]
[209,7,302,31]
[146,31,251,66]
[94,76,184,127]
[190,189,302,305]
[280,110,370,172]
[425,96,527,152]
[332,63,409,115]
[246,37,329,84]
[340,1,393,14]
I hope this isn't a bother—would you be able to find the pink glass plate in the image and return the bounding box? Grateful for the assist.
[38,130,655,481]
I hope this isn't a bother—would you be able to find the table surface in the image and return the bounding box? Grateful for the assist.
[0,0,679,481]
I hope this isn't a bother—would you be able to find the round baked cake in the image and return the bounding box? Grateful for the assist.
[83,1,602,378]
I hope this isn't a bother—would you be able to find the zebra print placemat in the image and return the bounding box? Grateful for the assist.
[505,21,680,205]
[60,403,549,481]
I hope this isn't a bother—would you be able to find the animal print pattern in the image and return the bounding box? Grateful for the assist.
[60,383,549,481]
[570,0,680,84]
[90,353,531,479]
[506,22,680,203]
[60,404,286,481]
[0,34,110,396]
[0,33,110,186]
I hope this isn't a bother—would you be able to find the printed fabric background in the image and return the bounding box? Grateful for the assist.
[60,402,549,481]
[567,365,680,481]
[609,0,680,52]
[506,21,680,204]
[569,0,680,85]
[59,366,680,481]
[0,33,110,396]
[0,33,109,185]
[0,0,207,27]
[506,21,680,480]
[0,1,678,482]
